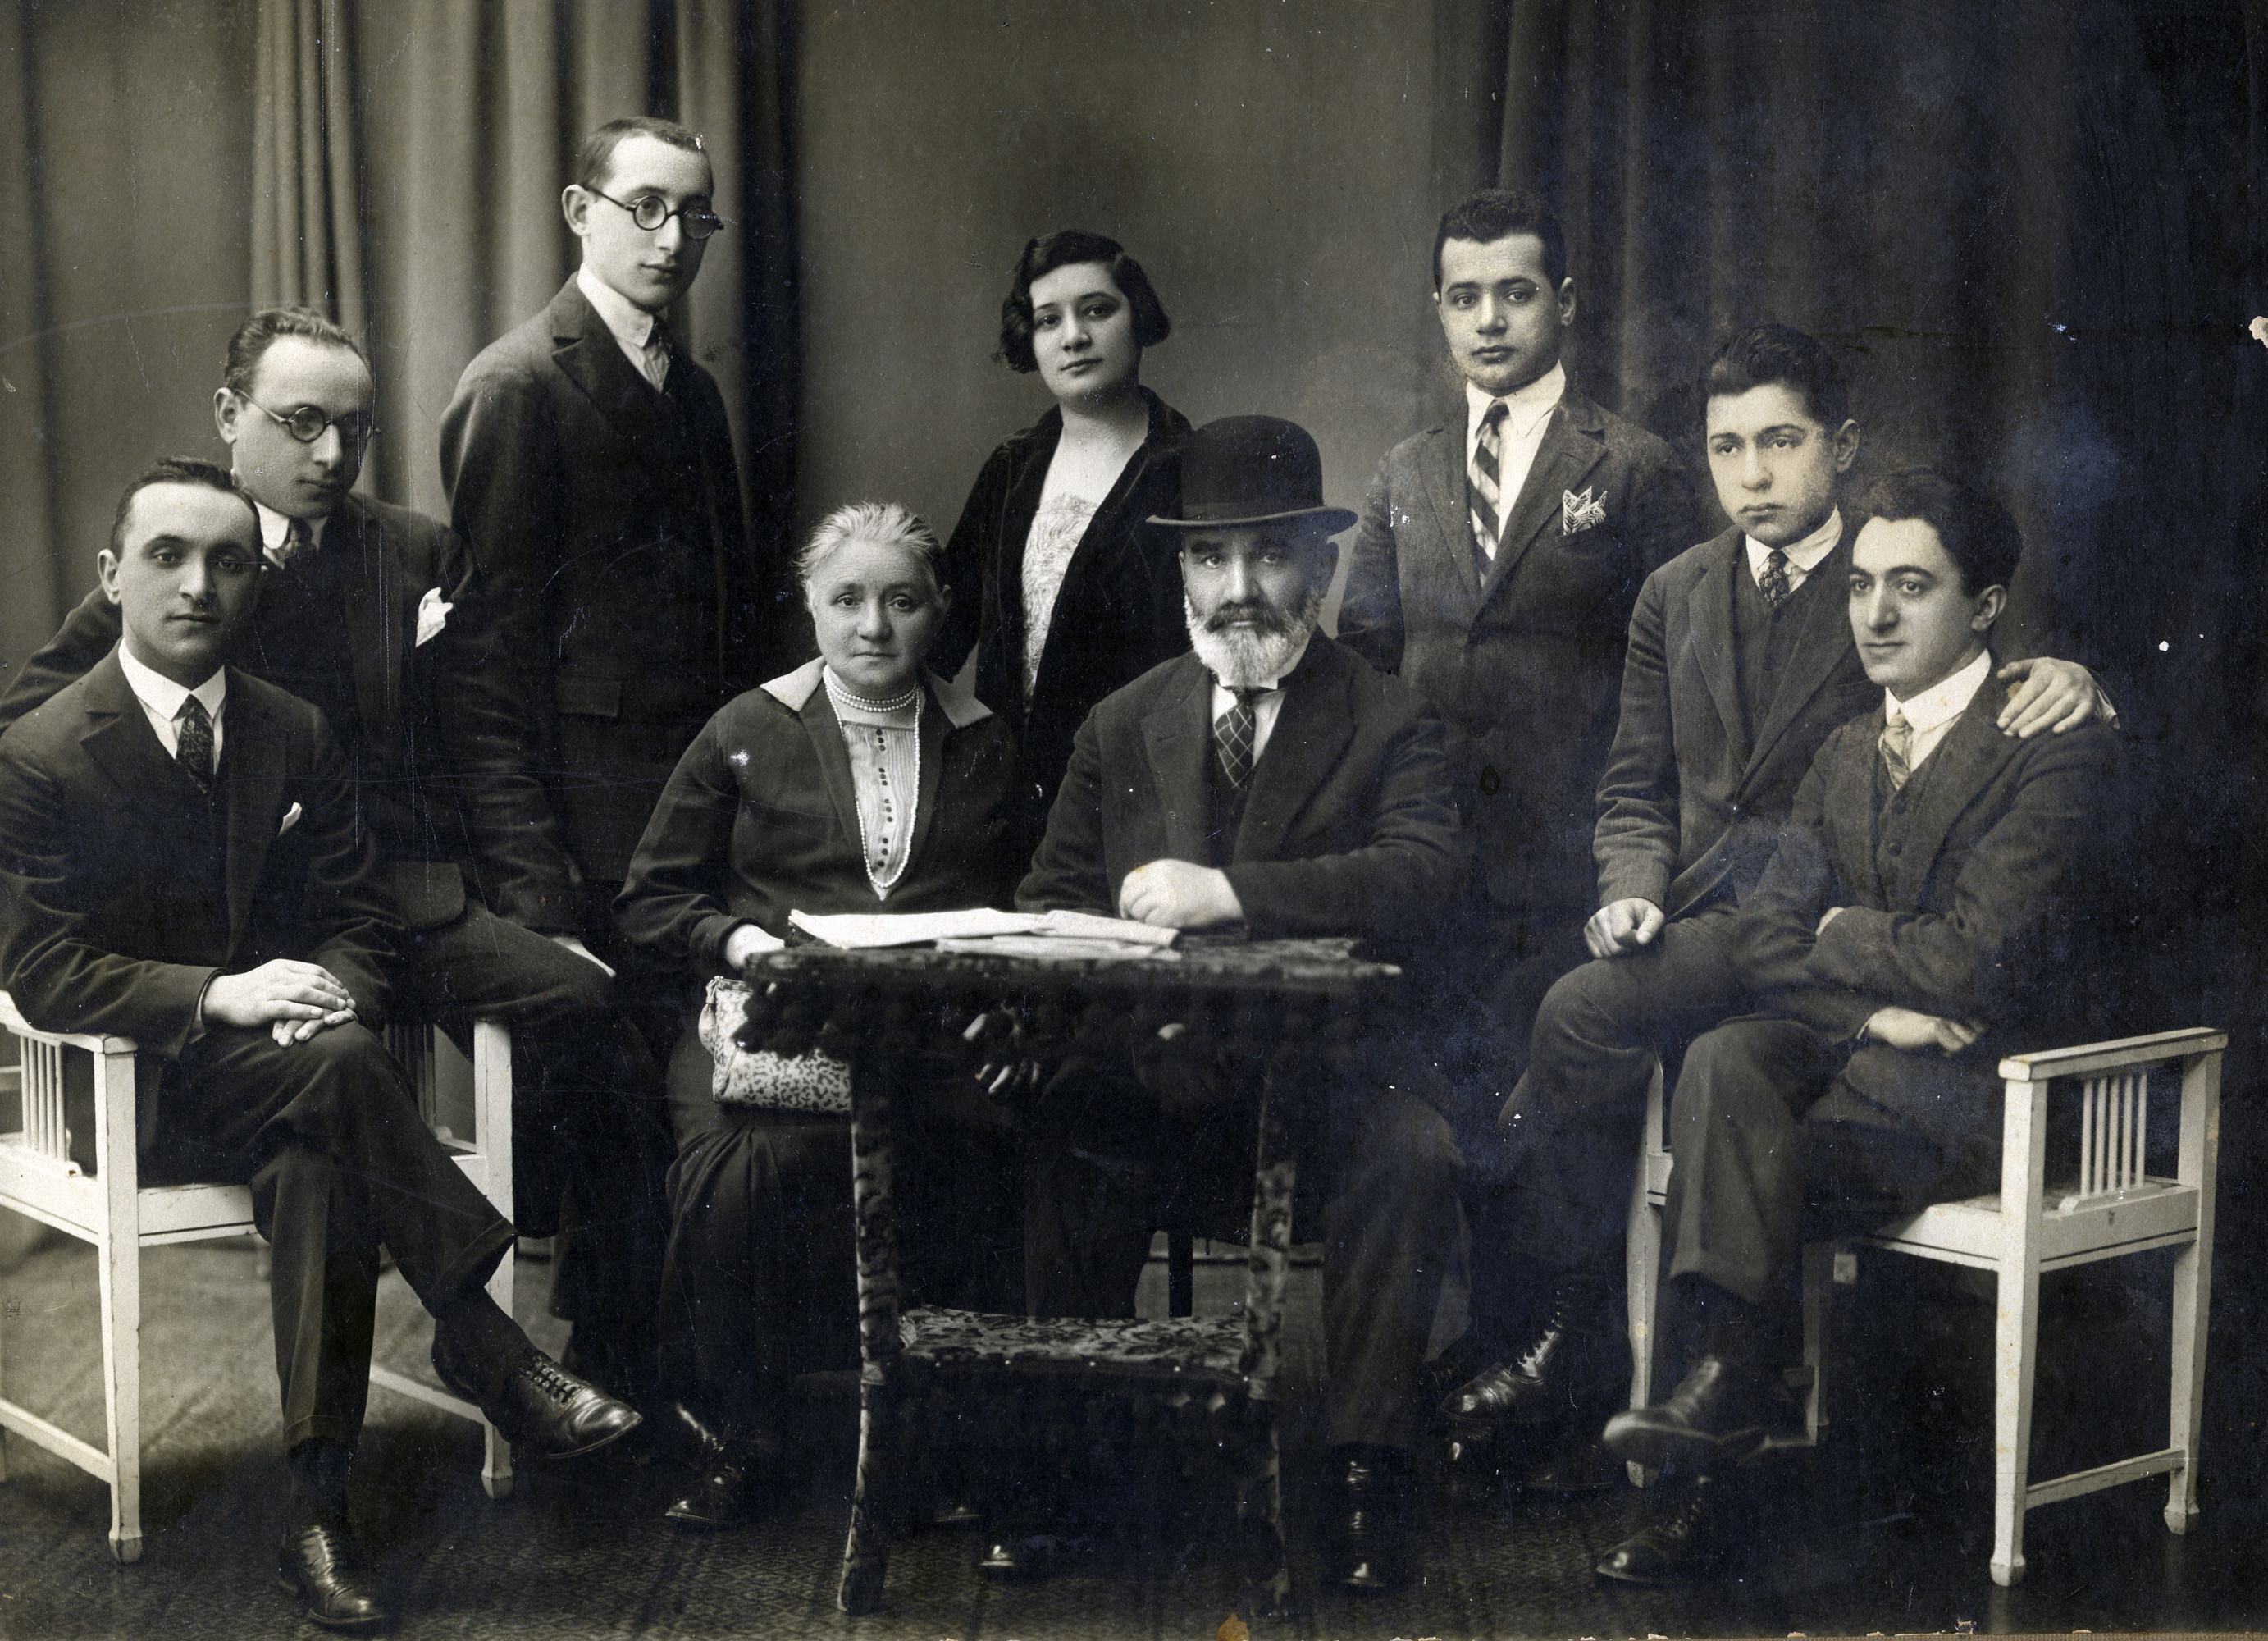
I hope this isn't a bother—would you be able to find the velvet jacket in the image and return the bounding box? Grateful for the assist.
[936,388,1191,815]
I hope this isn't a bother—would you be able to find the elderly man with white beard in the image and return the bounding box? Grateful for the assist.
[1014,416,1471,1593]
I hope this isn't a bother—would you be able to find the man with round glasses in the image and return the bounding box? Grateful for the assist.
[440,116,774,976]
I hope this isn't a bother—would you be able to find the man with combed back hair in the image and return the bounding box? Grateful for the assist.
[0,460,641,1633]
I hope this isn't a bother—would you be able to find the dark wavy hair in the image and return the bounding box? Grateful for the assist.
[574,115,707,194]
[109,456,254,560]
[1432,188,1567,290]
[222,306,370,396]
[1857,469,2023,597]
[1702,322,1850,432]
[996,231,1171,373]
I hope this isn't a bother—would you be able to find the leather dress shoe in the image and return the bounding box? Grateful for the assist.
[1520,1426,1622,1493]
[432,1335,643,1460]
[1440,1276,1623,1433]
[663,1404,776,1529]
[976,1532,1084,1580]
[1594,1474,1734,1585]
[1321,1446,1410,1592]
[1600,1355,1799,1471]
[276,1521,390,1632]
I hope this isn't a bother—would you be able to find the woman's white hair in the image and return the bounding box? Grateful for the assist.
[795,500,945,587]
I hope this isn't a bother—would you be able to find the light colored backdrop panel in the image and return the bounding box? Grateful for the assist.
[793,0,1459,598]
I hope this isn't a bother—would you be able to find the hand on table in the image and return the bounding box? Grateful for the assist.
[1116,860,1243,930]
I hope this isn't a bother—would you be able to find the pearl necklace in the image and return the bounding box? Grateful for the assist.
[822,667,921,898]
[822,670,921,717]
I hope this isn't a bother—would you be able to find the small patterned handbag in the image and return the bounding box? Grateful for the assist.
[696,975,854,1113]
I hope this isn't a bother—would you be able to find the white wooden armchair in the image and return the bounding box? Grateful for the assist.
[1626,1026,2224,1587]
[0,992,515,1563]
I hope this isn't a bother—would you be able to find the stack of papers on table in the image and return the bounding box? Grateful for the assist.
[788,907,1177,953]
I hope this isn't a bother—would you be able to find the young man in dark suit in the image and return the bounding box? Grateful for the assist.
[440,115,773,941]
[0,309,673,1406]
[1336,188,1700,1109]
[1589,471,2125,1583]
[0,461,640,1632]
[1020,417,1470,1591]
[1443,327,2106,1485]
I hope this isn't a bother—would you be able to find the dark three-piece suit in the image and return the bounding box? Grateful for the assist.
[0,491,672,1395]
[440,274,776,915]
[1335,380,1699,1104]
[1017,638,1471,1448]
[1664,670,2128,1330]
[0,656,517,1448]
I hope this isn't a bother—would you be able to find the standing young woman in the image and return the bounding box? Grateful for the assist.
[937,231,1191,816]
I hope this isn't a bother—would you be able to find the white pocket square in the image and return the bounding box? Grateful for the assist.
[277,802,303,837]
[415,586,454,647]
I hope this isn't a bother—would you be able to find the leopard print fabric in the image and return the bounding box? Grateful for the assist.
[698,976,854,1111]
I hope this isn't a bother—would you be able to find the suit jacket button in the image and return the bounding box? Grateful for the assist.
[1887,842,1901,856]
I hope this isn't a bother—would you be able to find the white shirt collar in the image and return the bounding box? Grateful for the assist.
[1884,647,1992,735]
[1744,507,1843,579]
[117,642,226,728]
[577,263,659,350]
[1466,362,1565,441]
[252,497,328,556]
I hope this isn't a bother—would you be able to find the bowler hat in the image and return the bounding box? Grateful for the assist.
[1148,415,1357,533]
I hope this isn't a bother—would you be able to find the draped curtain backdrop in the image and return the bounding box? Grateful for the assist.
[1482,0,2268,1066]
[0,0,795,668]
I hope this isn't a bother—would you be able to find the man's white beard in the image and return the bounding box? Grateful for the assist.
[1184,588,1324,689]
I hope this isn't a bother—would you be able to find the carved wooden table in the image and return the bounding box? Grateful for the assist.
[736,935,1407,1617]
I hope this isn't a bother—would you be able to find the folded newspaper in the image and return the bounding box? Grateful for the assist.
[787,907,1178,951]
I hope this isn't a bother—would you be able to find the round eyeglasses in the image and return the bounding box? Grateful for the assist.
[240,396,379,450]
[588,187,727,240]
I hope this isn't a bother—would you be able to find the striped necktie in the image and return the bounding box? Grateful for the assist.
[1880,709,1914,793]
[1215,688,1262,789]
[1468,399,1509,574]
[269,514,313,569]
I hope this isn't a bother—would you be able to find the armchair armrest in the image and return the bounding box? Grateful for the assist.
[1999,1028,2226,1084]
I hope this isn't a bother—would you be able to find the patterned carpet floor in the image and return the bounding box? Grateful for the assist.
[2,1231,2266,1639]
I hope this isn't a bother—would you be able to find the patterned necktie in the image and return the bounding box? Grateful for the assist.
[176,696,216,799]
[1468,399,1509,572]
[270,514,313,569]
[642,320,673,391]
[1215,688,1262,789]
[1880,708,1913,793]
[1758,546,1792,608]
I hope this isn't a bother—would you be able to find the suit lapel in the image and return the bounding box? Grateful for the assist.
[1234,642,1355,863]
[1417,417,1482,607]
[796,688,866,854]
[219,673,287,942]
[1883,678,2019,905]
[1480,393,1607,609]
[331,498,401,743]
[549,279,675,478]
[1686,534,1747,771]
[906,692,950,875]
[1822,708,1890,907]
[1139,658,1215,866]
[1744,536,1860,791]
[77,653,197,821]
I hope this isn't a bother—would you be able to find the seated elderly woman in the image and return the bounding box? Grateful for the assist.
[616,501,1029,1529]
